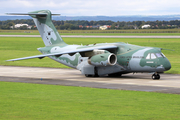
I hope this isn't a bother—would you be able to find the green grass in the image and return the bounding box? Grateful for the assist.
[0,81,180,120]
[0,37,179,74]
[0,30,39,35]
[0,37,69,68]
[60,33,180,36]
[1,29,180,35]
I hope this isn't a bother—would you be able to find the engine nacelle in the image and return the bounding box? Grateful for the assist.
[88,53,117,66]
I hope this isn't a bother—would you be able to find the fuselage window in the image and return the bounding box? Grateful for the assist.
[151,53,157,59]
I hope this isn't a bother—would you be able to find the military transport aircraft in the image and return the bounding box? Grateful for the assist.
[7,10,171,80]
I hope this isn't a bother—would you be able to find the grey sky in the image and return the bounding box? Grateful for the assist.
[1,0,180,16]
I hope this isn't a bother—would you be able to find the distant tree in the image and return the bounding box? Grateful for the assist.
[2,19,180,30]
[6,22,15,29]
[31,26,37,30]
[111,23,118,29]
[19,25,28,30]
[69,24,76,30]
[60,25,65,30]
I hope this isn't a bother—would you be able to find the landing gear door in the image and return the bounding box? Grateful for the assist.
[77,57,95,75]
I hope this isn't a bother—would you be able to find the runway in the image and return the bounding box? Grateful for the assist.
[1,35,180,38]
[0,66,180,94]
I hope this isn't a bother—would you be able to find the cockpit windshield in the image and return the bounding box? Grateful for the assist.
[151,53,156,59]
[146,53,150,59]
[156,53,163,57]
[156,53,166,58]
[146,53,165,59]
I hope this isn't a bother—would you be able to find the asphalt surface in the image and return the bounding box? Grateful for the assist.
[1,35,180,38]
[1,34,180,94]
[0,66,180,94]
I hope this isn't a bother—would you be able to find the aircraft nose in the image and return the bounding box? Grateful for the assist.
[163,58,171,70]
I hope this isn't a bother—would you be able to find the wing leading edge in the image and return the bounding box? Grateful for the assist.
[6,45,118,61]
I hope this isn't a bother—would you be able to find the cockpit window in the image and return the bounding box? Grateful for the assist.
[155,53,166,58]
[146,53,150,59]
[156,53,163,57]
[151,53,157,59]
[146,53,158,59]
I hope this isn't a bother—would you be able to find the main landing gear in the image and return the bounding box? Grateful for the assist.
[85,74,99,77]
[108,73,122,77]
[84,67,99,77]
[152,73,160,80]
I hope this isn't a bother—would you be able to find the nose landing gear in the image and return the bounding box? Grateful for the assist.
[152,73,160,80]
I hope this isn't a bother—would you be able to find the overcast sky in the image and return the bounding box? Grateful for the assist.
[1,0,180,16]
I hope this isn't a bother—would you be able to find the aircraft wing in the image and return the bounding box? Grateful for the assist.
[6,45,118,61]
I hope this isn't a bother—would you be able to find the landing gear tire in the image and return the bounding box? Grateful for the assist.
[94,74,99,77]
[85,74,99,77]
[108,73,122,77]
[152,74,160,80]
[85,74,92,77]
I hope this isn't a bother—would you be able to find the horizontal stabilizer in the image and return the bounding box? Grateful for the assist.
[6,13,60,16]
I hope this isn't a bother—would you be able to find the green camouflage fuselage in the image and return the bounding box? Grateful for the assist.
[38,42,171,76]
[7,10,171,77]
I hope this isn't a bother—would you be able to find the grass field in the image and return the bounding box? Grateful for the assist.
[1,29,180,36]
[0,37,179,74]
[0,81,180,120]
[1,32,180,119]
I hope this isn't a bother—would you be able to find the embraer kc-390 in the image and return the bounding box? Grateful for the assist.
[7,10,171,80]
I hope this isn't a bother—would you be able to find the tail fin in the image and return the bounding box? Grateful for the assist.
[29,10,67,46]
[7,10,67,46]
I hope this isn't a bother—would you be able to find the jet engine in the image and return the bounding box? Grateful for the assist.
[88,53,117,66]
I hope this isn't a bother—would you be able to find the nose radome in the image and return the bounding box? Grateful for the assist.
[163,59,171,70]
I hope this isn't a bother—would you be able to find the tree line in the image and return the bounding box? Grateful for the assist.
[0,19,180,30]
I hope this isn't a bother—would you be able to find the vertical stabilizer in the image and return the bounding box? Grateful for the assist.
[28,10,67,46]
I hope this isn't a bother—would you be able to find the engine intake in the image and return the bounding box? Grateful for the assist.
[88,53,117,66]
